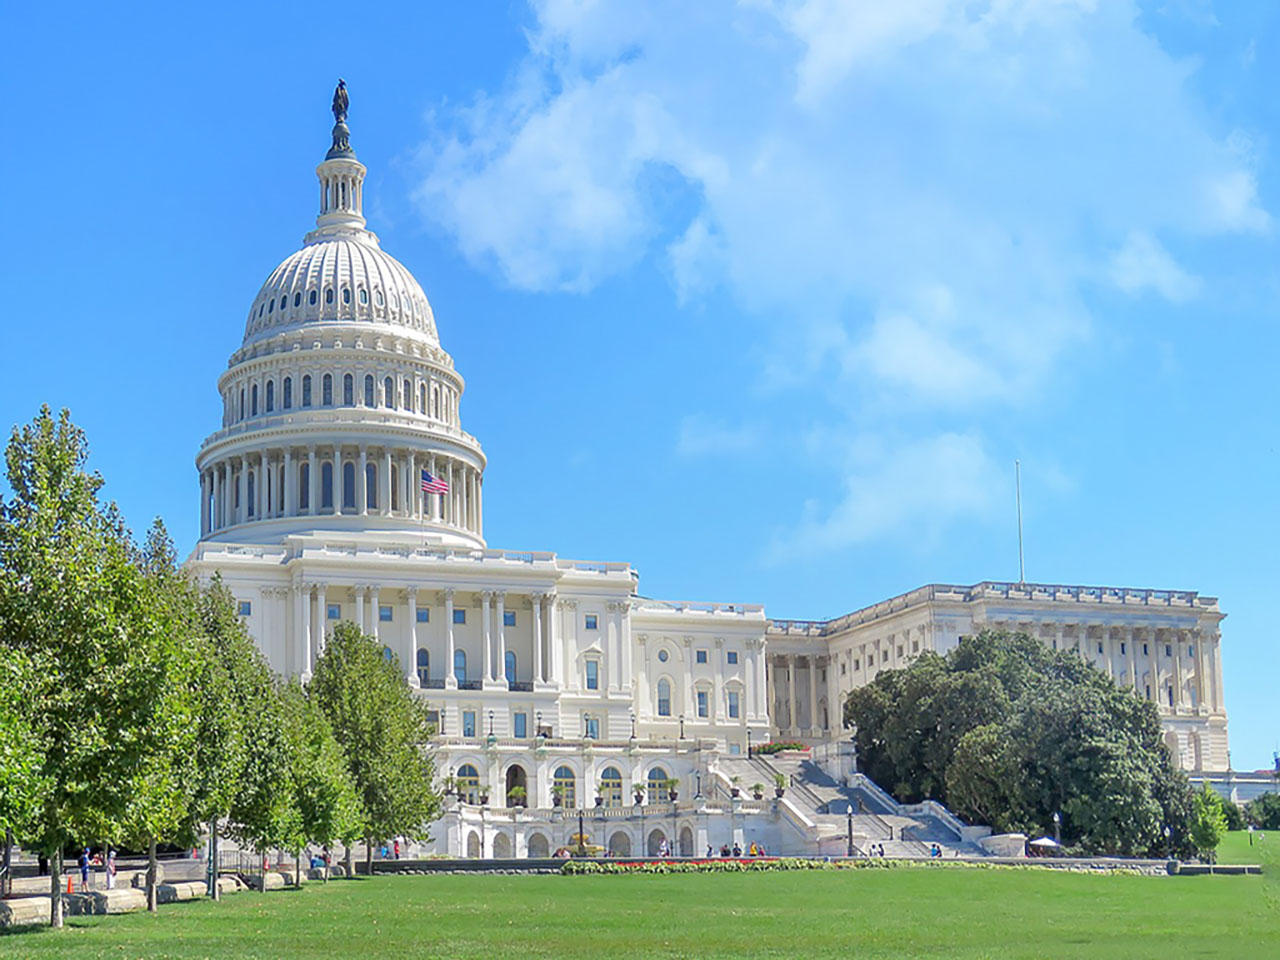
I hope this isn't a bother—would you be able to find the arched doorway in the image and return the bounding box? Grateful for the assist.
[608,831,632,857]
[465,831,480,858]
[505,764,528,806]
[527,832,550,858]
[679,826,694,857]
[492,832,513,859]
[647,829,667,857]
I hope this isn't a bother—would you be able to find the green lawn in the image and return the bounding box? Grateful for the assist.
[3,858,1275,960]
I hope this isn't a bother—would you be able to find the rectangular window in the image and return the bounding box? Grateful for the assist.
[840,662,847,675]
[696,650,708,664]
[1097,642,1103,654]
[1165,644,1172,657]
[585,660,599,690]
[1145,685,1151,700]
[727,690,740,719]
[1167,686,1174,707]
[513,712,527,738]
[379,605,393,622]
[462,711,476,737]
[453,609,466,625]
[897,645,903,657]
[1143,643,1149,656]
[237,600,252,617]
[585,716,599,739]
[697,689,709,718]
[1188,644,1194,657]
[327,603,340,620]
[853,659,860,671]
[911,642,918,654]
[1120,642,1127,655]
[727,651,738,665]
[503,610,516,627]
[585,614,598,630]
[416,608,430,623]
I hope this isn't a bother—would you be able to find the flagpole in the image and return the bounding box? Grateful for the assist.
[1015,459,1025,585]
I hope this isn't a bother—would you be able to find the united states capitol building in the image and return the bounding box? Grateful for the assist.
[187,89,1231,859]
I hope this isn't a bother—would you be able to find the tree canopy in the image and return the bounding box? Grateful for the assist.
[845,629,1196,857]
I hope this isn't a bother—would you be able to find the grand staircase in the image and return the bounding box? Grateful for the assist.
[713,751,989,857]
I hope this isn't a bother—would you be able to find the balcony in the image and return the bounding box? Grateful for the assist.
[458,679,483,691]
[508,680,534,692]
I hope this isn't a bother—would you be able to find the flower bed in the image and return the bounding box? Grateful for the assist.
[752,742,810,755]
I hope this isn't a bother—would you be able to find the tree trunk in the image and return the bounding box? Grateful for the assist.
[343,842,353,879]
[209,819,220,901]
[146,839,158,912]
[50,849,63,929]
[364,836,373,878]
[2,828,11,898]
[294,848,302,887]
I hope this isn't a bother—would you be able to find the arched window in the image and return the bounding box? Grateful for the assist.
[342,462,356,510]
[416,648,429,686]
[365,462,377,510]
[321,462,334,509]
[267,298,274,314]
[403,379,412,410]
[343,373,354,406]
[454,649,467,684]
[247,471,257,518]
[600,766,623,808]
[342,287,351,304]
[294,292,301,307]
[648,767,669,798]
[391,467,400,512]
[657,678,672,717]
[376,289,384,307]
[384,376,395,408]
[553,765,576,808]
[359,288,368,304]
[251,384,258,416]
[280,296,287,311]
[325,287,334,304]
[505,651,517,684]
[309,289,317,305]
[456,763,480,805]
[322,374,333,406]
[239,389,245,420]
[420,384,427,413]
[432,387,440,418]
[265,380,274,412]
[299,463,310,510]
[282,377,292,409]
[302,375,312,407]
[364,375,374,407]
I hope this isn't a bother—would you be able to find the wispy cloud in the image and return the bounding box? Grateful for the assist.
[1110,231,1201,302]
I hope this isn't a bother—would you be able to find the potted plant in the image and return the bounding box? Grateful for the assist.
[773,772,787,798]
[730,775,742,798]
[443,775,456,796]
[595,784,606,807]
[478,783,491,805]
[551,785,565,808]
[633,783,646,805]
[750,782,765,800]
[665,777,680,802]
[508,785,527,808]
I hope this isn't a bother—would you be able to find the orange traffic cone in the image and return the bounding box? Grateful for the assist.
[66,874,73,894]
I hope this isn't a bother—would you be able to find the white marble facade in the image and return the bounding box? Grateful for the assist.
[187,93,1231,855]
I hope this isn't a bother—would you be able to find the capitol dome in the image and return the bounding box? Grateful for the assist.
[195,83,485,550]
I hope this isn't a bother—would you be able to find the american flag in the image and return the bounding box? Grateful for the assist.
[420,470,449,494]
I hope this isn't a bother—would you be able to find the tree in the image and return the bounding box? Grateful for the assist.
[845,629,1197,858]
[1190,783,1227,862]
[0,407,197,926]
[1245,793,1280,830]
[278,680,361,883]
[0,646,47,896]
[310,621,440,876]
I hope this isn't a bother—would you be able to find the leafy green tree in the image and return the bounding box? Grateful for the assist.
[0,407,197,926]
[0,646,47,896]
[1220,799,1246,832]
[279,680,361,883]
[1190,783,1227,862]
[845,629,1197,858]
[1246,793,1280,830]
[310,621,440,875]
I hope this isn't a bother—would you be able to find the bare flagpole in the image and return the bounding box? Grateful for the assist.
[1015,459,1025,585]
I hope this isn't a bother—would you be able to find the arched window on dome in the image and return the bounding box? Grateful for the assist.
[416,648,429,686]
[309,290,317,306]
[364,375,374,407]
[299,462,310,511]
[320,462,333,509]
[384,376,395,409]
[294,292,301,307]
[376,290,384,307]
[258,303,264,318]
[359,288,368,305]
[239,390,245,421]
[280,296,287,311]
[432,387,440,419]
[365,463,377,511]
[419,384,427,414]
[322,374,333,406]
[325,288,334,305]
[265,380,274,413]
[246,471,255,518]
[282,377,292,410]
[251,384,258,417]
[267,299,274,314]
[342,287,351,305]
[403,379,412,411]
[342,374,353,406]
[342,462,356,511]
[302,375,312,407]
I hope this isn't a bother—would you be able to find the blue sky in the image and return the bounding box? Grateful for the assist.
[3,1,1277,768]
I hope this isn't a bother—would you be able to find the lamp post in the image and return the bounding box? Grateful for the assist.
[747,729,752,758]
[578,809,586,858]
[678,714,685,740]
[695,771,702,800]
[1163,824,1172,855]
[630,711,636,740]
[846,803,854,857]
[536,710,543,739]
[1052,811,1061,845]
[488,710,495,737]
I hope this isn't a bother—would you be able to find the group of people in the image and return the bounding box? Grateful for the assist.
[704,841,768,858]
[75,847,117,890]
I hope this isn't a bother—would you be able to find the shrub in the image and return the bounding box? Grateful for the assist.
[754,742,810,756]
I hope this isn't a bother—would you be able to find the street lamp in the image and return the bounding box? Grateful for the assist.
[578,809,586,858]
[678,715,685,740]
[488,710,495,737]
[846,802,855,857]
[746,729,752,758]
[630,712,637,740]
[536,710,543,738]
[695,771,702,800]
[1052,811,1061,845]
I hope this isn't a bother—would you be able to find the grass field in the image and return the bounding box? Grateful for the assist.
[3,839,1275,959]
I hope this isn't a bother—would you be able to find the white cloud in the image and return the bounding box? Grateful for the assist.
[676,414,761,458]
[1110,230,1201,301]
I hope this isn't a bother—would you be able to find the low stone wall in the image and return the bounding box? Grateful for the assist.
[0,876,247,928]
